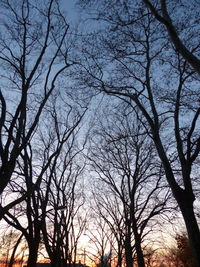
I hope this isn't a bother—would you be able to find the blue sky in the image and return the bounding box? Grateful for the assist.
[61,0,80,23]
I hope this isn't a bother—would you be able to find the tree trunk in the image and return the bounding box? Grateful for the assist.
[178,197,200,267]
[153,135,200,266]
[50,258,60,267]
[26,251,38,267]
[134,233,145,267]
[26,242,39,267]
[124,234,133,267]
[117,252,123,267]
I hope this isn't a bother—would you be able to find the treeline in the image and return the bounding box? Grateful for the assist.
[0,0,199,267]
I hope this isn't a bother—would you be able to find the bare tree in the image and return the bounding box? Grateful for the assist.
[87,108,171,267]
[8,233,23,267]
[3,95,87,267]
[0,229,21,266]
[93,193,125,267]
[0,0,76,217]
[77,0,200,264]
[38,105,87,267]
[41,153,87,267]
[143,0,200,74]
[84,214,114,267]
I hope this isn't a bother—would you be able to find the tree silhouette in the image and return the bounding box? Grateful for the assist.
[0,0,76,218]
[77,0,200,264]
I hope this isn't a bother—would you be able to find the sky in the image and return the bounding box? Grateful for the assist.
[0,0,199,265]
[61,0,98,32]
[61,0,80,23]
